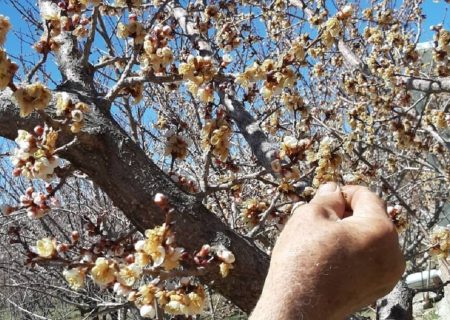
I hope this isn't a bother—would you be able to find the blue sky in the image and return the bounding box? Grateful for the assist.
[0,0,448,75]
[0,0,448,203]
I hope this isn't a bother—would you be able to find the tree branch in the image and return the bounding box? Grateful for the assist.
[0,90,269,313]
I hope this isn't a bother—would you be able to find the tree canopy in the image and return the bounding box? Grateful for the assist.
[1,0,450,319]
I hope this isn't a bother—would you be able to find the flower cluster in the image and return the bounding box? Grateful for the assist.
[56,219,233,317]
[152,285,205,316]
[140,37,173,74]
[36,1,98,53]
[321,5,353,49]
[432,27,450,76]
[236,59,296,99]
[309,137,341,187]
[119,77,144,104]
[140,25,174,74]
[20,185,60,219]
[201,118,232,161]
[13,83,52,117]
[279,136,310,160]
[117,14,146,45]
[56,93,90,133]
[168,172,199,193]
[215,22,241,51]
[164,130,192,160]
[263,2,290,40]
[134,224,184,271]
[194,244,235,278]
[11,127,62,181]
[430,226,450,258]
[240,198,267,226]
[281,91,307,115]
[179,55,217,102]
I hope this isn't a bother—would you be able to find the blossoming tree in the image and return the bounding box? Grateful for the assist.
[1,0,450,318]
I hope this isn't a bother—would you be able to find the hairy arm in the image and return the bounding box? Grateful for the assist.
[251,183,405,319]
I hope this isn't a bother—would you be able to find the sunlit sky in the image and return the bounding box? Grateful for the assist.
[0,1,449,203]
[0,0,448,86]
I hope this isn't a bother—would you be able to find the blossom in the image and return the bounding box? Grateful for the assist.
[140,305,156,318]
[142,225,166,253]
[116,263,142,287]
[219,262,233,278]
[63,268,86,291]
[12,128,62,181]
[13,83,52,117]
[113,282,132,297]
[36,238,56,258]
[162,287,206,316]
[201,119,232,161]
[0,15,11,46]
[119,80,143,104]
[161,246,184,271]
[430,226,450,258]
[118,21,146,44]
[32,156,62,180]
[240,198,267,225]
[134,251,151,267]
[217,249,235,264]
[164,131,192,160]
[141,35,173,73]
[0,50,18,89]
[387,205,408,233]
[135,284,158,307]
[280,136,310,159]
[91,257,116,287]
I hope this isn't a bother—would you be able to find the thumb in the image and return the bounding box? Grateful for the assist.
[309,182,346,220]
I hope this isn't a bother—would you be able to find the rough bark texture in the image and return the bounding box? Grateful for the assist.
[376,281,413,320]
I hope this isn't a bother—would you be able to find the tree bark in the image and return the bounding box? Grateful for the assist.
[376,280,413,320]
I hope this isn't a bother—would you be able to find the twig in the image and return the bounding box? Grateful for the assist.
[247,192,281,238]
[104,51,138,102]
[81,6,99,66]
[26,21,51,83]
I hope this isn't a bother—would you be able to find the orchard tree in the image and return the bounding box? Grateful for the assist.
[1,0,450,318]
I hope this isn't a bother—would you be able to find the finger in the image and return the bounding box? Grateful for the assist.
[308,182,346,220]
[341,185,387,219]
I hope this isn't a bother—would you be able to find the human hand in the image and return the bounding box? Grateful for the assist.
[250,183,405,320]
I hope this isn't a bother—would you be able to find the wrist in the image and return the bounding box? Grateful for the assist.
[251,254,350,320]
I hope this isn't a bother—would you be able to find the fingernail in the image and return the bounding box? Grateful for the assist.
[317,182,338,195]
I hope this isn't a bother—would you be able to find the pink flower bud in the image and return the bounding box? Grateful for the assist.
[71,231,80,242]
[154,193,168,208]
[26,187,34,196]
[34,125,44,136]
[57,243,69,253]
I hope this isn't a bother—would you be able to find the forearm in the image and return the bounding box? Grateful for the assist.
[250,264,346,320]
